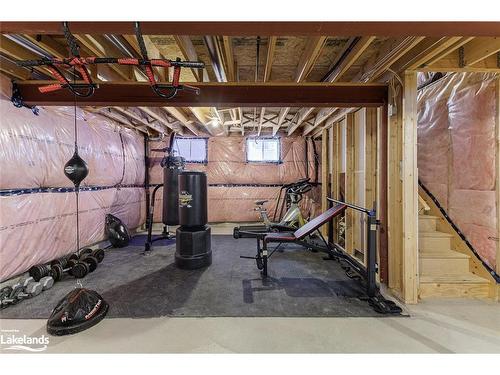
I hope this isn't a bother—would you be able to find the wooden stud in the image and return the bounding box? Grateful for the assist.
[365,107,378,264]
[345,113,355,254]
[387,80,403,293]
[406,37,464,70]
[401,71,419,304]
[321,128,329,236]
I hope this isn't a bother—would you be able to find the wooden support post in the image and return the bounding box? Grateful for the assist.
[387,81,404,294]
[321,128,329,236]
[365,107,378,265]
[345,113,355,254]
[378,105,389,283]
[401,71,419,304]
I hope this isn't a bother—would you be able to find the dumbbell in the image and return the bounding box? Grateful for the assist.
[30,259,89,282]
[80,248,105,263]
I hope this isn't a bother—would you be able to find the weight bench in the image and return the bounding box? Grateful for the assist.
[240,203,347,277]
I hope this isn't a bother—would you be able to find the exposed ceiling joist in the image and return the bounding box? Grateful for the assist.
[295,36,327,82]
[406,37,464,70]
[264,36,277,82]
[163,107,199,136]
[324,36,376,82]
[463,37,500,66]
[114,107,165,134]
[139,106,175,133]
[221,36,235,81]
[302,108,337,136]
[287,107,314,135]
[0,35,52,77]
[0,55,31,80]
[423,37,474,66]
[174,35,206,82]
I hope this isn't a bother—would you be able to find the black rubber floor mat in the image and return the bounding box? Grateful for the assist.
[1,235,403,318]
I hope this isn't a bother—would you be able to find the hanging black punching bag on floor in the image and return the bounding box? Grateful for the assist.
[162,155,185,225]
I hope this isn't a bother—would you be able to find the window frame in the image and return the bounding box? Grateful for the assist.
[245,136,282,164]
[172,136,209,164]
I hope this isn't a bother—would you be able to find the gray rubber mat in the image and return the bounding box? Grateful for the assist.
[1,235,401,318]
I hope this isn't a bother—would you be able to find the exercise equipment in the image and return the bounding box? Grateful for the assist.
[46,288,109,336]
[0,275,55,309]
[30,259,90,281]
[15,22,204,100]
[144,132,185,253]
[175,171,212,269]
[240,198,402,315]
[105,214,131,248]
[233,178,313,238]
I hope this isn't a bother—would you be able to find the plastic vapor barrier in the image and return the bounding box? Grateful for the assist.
[417,72,498,269]
[149,135,321,223]
[0,76,146,281]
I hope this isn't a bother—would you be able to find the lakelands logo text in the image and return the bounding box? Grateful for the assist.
[1,330,49,352]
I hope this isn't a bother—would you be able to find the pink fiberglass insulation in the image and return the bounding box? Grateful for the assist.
[0,188,146,281]
[149,135,322,222]
[417,72,498,269]
[0,77,146,281]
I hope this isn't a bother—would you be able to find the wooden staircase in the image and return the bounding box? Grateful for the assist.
[418,212,491,299]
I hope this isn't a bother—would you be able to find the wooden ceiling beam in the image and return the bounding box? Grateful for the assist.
[264,36,277,83]
[406,37,464,70]
[295,36,327,82]
[0,35,53,77]
[424,37,474,66]
[221,36,235,82]
[74,34,133,80]
[3,22,500,37]
[139,107,175,132]
[463,37,500,66]
[287,107,314,135]
[22,35,68,57]
[114,107,165,134]
[162,107,199,136]
[16,81,388,107]
[324,36,376,82]
[0,55,32,80]
[302,108,337,136]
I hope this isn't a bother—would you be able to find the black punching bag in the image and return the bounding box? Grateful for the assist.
[178,171,208,227]
[175,171,211,269]
[162,155,185,225]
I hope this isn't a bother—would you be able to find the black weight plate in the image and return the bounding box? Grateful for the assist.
[92,249,105,263]
[84,256,98,272]
[50,264,63,282]
[69,253,79,261]
[80,248,93,257]
[70,262,89,279]
[67,259,77,268]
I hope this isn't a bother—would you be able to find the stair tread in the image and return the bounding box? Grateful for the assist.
[419,231,453,238]
[420,273,489,284]
[418,215,440,219]
[419,250,469,259]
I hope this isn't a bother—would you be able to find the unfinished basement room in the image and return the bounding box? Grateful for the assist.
[0,2,499,370]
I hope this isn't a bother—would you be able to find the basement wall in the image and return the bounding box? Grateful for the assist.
[0,77,146,281]
[417,72,499,270]
[149,135,322,223]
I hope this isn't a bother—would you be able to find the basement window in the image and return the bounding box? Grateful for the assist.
[173,137,208,163]
[246,137,281,163]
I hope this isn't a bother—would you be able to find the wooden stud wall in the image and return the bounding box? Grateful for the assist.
[401,71,419,304]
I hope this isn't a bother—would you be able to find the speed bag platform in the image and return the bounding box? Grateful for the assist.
[175,225,212,269]
[47,288,109,336]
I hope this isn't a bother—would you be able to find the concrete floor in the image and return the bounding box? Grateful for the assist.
[1,225,499,353]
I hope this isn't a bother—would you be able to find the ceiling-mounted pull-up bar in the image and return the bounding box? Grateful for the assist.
[14,21,205,100]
